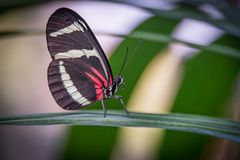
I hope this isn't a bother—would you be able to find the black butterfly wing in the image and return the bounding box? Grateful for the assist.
[46,8,113,81]
[48,58,106,109]
[46,8,112,109]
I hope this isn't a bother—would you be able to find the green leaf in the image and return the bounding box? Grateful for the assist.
[1,29,238,59]
[104,31,240,59]
[0,110,239,143]
[109,0,240,37]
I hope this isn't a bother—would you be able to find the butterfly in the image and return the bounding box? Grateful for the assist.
[46,8,128,117]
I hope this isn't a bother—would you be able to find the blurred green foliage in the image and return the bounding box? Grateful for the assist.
[63,16,180,160]
[63,13,240,160]
[0,1,239,160]
[161,35,240,160]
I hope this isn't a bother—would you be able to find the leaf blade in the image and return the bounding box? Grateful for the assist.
[0,110,239,142]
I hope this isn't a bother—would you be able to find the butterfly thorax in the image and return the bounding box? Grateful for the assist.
[103,76,123,98]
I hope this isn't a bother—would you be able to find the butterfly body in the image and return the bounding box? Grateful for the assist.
[46,8,127,116]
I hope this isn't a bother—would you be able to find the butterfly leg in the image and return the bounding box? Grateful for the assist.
[121,82,126,90]
[101,99,107,117]
[114,95,129,115]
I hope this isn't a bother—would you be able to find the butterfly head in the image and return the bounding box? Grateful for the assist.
[103,76,124,98]
[113,75,124,88]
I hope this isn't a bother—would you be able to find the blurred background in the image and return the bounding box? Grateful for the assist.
[0,0,239,160]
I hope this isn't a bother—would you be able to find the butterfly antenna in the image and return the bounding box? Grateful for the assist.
[119,39,142,76]
[119,47,128,76]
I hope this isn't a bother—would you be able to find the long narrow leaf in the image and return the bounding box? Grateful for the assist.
[2,29,239,59]
[0,110,239,143]
[108,0,240,37]
[100,31,240,59]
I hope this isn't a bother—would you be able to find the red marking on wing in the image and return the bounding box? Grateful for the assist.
[96,86,102,94]
[91,67,108,87]
[96,93,103,100]
[86,72,103,100]
[96,87,103,100]
[86,67,109,100]
[109,76,113,84]
[86,72,101,87]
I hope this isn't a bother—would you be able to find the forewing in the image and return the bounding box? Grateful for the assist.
[46,7,113,82]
